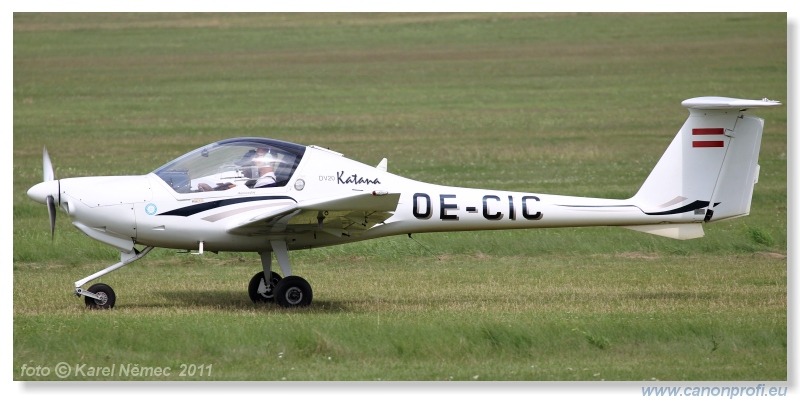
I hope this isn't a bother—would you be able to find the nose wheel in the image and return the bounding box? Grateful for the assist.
[83,283,116,310]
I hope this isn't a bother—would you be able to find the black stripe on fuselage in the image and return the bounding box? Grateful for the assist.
[555,200,716,216]
[643,200,715,216]
[158,196,297,217]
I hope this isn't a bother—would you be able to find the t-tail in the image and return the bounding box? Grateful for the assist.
[625,96,781,240]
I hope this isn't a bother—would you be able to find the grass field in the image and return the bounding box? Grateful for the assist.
[12,13,787,383]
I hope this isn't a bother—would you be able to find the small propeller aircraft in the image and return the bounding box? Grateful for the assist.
[27,96,781,309]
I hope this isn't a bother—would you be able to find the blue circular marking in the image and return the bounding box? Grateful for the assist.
[145,203,158,215]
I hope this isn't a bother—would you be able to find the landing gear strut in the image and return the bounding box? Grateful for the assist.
[250,240,313,308]
[75,246,155,310]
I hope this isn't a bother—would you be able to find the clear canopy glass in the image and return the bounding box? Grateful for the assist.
[153,138,306,193]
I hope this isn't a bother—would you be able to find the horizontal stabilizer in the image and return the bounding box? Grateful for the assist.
[681,97,781,110]
[623,223,704,240]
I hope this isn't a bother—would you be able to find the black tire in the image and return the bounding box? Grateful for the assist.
[274,276,313,308]
[84,283,116,310]
[248,271,282,303]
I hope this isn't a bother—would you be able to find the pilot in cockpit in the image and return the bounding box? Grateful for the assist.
[197,147,276,192]
[250,147,279,188]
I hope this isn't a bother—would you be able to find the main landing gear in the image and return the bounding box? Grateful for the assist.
[248,240,313,308]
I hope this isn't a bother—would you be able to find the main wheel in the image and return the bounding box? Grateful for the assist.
[274,276,313,308]
[248,271,282,303]
[84,283,116,310]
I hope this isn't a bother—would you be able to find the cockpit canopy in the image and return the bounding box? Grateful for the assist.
[154,138,306,193]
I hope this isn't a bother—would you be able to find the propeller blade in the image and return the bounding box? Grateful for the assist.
[46,195,56,240]
[43,147,55,182]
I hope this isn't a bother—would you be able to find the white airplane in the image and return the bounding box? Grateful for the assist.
[27,96,781,309]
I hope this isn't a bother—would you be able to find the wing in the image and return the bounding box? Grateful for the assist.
[227,192,401,237]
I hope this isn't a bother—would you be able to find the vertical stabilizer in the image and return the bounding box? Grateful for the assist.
[630,97,780,224]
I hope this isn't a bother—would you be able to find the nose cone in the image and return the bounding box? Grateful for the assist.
[27,180,59,204]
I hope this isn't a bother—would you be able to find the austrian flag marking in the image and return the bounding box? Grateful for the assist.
[691,128,725,148]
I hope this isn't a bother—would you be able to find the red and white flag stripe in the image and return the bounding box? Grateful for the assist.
[691,128,725,148]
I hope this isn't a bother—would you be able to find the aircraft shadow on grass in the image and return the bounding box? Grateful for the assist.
[153,290,352,312]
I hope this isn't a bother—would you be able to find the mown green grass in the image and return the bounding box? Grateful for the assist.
[12,13,787,381]
[13,252,787,380]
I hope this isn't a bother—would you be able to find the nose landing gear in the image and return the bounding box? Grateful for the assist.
[74,246,154,310]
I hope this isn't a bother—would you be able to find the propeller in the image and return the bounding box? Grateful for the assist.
[47,194,56,240]
[43,147,54,182]
[33,147,58,240]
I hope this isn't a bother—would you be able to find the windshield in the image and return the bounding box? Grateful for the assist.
[153,138,306,193]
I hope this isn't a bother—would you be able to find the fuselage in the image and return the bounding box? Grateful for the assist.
[33,138,701,254]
